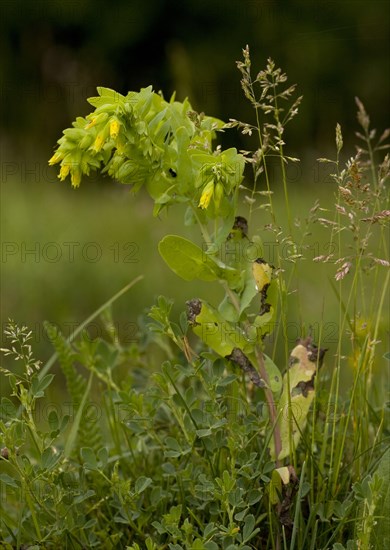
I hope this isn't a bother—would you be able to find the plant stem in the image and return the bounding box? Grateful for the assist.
[272,77,292,235]
[248,77,275,226]
[222,282,282,464]
[191,203,212,244]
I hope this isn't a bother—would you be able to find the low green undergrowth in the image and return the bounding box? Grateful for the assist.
[1,47,389,549]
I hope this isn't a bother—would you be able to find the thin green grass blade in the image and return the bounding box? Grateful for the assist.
[309,520,318,550]
[39,276,143,379]
[64,372,93,458]
[290,461,306,550]
[327,276,354,333]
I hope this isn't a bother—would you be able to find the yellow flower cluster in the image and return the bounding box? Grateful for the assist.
[48,155,82,188]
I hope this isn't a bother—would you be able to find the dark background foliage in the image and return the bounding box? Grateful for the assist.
[1,0,389,162]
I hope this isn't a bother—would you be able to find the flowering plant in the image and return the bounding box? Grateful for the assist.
[49,50,326,468]
[49,86,244,218]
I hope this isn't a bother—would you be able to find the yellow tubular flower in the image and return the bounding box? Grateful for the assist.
[58,164,71,181]
[198,179,214,209]
[85,117,97,129]
[92,133,105,152]
[71,169,81,188]
[85,113,108,129]
[110,119,120,139]
[48,151,63,165]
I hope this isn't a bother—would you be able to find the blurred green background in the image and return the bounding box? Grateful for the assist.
[1,0,389,372]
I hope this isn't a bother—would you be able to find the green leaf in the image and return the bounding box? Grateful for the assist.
[243,514,259,543]
[97,447,108,467]
[208,257,242,289]
[164,437,188,458]
[165,437,181,451]
[196,428,213,438]
[215,210,237,246]
[216,374,238,387]
[135,476,153,494]
[184,205,198,226]
[0,397,17,420]
[362,448,390,548]
[247,489,262,505]
[234,509,248,521]
[0,473,19,488]
[269,467,290,505]
[31,373,54,398]
[158,235,220,281]
[87,87,125,108]
[269,338,325,460]
[97,86,124,99]
[263,354,282,394]
[187,299,251,357]
[81,447,98,470]
[221,470,235,491]
[48,410,59,432]
[74,489,95,504]
[374,451,390,545]
[41,446,62,470]
[239,276,258,315]
[59,415,70,434]
[218,295,239,323]
[64,372,93,458]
